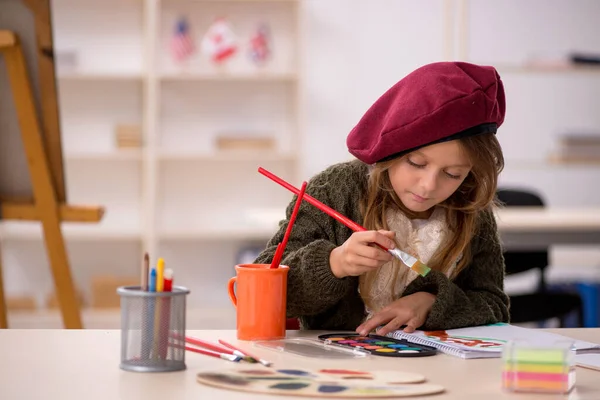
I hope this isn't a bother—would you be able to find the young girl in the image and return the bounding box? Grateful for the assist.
[254,61,510,336]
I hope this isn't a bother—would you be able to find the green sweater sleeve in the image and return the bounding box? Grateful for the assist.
[253,164,360,318]
[402,209,510,330]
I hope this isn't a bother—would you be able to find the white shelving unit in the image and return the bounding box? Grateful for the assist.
[456,0,600,207]
[1,0,301,320]
[456,0,600,277]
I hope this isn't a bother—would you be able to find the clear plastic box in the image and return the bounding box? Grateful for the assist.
[502,339,575,394]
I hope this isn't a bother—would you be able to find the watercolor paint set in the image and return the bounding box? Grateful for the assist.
[197,367,445,398]
[317,333,438,357]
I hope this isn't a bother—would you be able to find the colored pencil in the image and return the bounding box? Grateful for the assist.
[152,258,165,359]
[158,268,173,360]
[141,253,149,291]
[141,253,151,360]
[146,267,157,360]
[270,180,307,269]
[258,167,431,277]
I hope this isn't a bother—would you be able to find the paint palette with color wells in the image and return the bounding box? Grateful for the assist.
[197,367,445,398]
[318,333,437,357]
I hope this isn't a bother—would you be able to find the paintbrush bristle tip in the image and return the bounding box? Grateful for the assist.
[411,261,431,277]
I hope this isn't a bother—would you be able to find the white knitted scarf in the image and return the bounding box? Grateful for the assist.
[360,207,459,315]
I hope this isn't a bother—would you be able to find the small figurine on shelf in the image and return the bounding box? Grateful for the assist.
[248,22,272,66]
[201,17,238,64]
[169,15,196,63]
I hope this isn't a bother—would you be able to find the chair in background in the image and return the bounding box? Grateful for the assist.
[496,188,584,327]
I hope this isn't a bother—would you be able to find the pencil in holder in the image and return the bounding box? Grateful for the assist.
[502,339,576,394]
[117,285,190,372]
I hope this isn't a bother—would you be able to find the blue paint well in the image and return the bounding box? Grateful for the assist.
[270,382,311,390]
[318,385,348,393]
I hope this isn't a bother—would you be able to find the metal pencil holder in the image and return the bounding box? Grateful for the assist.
[117,285,190,372]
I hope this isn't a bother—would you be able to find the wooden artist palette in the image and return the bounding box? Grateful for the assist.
[197,367,445,398]
[318,333,438,357]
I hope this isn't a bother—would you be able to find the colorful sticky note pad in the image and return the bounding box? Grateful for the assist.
[502,341,575,394]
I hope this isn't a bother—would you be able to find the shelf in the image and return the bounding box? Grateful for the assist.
[65,150,143,161]
[493,64,600,74]
[547,154,600,166]
[503,159,600,169]
[0,222,141,241]
[159,225,278,241]
[158,151,296,162]
[57,72,143,81]
[160,72,298,83]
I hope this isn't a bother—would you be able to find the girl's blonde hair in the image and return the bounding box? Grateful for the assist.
[358,133,504,309]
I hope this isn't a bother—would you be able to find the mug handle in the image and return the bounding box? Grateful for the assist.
[227,277,237,307]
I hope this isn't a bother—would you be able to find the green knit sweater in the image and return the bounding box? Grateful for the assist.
[254,160,510,331]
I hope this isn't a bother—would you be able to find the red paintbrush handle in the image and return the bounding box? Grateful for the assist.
[184,336,233,355]
[270,180,307,268]
[185,345,222,358]
[269,243,283,269]
[258,167,367,233]
[281,180,307,250]
[259,167,394,254]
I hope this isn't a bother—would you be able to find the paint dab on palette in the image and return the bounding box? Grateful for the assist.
[239,369,275,375]
[318,385,347,393]
[277,369,316,377]
[319,369,371,375]
[197,368,443,398]
[270,382,311,390]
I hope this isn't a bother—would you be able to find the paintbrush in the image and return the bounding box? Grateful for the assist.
[258,167,431,277]
[270,180,308,269]
[219,339,273,367]
[181,335,257,364]
[169,340,243,362]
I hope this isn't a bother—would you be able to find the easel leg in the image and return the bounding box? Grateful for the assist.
[3,35,82,329]
[0,245,8,329]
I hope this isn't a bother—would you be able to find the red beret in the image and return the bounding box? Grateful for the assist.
[347,61,505,164]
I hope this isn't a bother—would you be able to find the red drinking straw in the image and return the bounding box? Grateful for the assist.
[269,180,308,269]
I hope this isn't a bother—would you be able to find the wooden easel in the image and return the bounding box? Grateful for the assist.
[0,1,104,329]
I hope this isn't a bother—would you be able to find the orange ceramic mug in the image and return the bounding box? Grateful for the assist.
[227,264,289,341]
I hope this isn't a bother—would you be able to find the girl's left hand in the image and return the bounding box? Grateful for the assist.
[356,292,436,336]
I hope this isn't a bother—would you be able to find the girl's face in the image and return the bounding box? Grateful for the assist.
[388,140,472,218]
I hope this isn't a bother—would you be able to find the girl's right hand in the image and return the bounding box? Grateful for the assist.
[329,230,396,278]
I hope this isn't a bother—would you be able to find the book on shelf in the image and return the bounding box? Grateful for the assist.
[552,133,600,163]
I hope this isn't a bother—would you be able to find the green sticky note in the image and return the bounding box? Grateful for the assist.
[511,349,567,363]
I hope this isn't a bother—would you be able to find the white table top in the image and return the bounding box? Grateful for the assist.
[1,328,599,399]
[495,207,600,232]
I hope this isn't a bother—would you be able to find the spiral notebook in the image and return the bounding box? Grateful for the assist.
[388,323,600,359]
